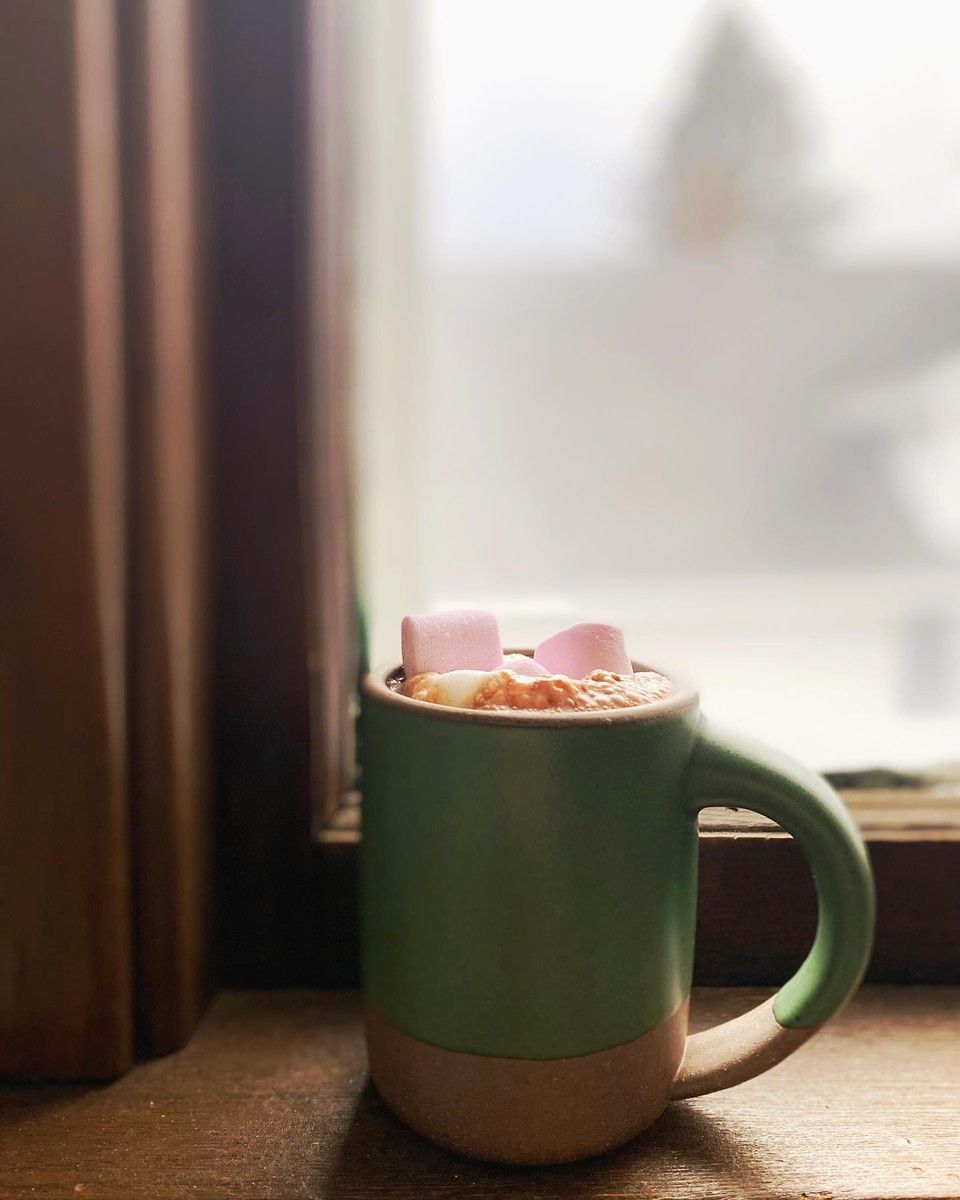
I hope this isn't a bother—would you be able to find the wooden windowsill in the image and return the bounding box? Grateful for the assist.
[1,987,957,1199]
[318,784,960,841]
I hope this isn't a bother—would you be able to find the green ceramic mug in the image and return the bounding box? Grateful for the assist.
[360,660,875,1164]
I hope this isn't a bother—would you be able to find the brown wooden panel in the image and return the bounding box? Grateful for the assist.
[0,0,132,1078]
[694,795,960,984]
[199,0,318,984]
[196,0,359,985]
[301,0,359,831]
[1,987,957,1198]
[119,0,211,1056]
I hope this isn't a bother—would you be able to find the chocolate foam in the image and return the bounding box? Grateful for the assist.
[400,666,676,713]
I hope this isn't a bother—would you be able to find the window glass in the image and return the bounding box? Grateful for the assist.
[358,1,960,771]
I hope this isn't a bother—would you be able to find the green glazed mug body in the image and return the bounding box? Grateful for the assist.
[360,661,875,1164]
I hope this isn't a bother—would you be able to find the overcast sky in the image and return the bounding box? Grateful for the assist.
[424,0,960,264]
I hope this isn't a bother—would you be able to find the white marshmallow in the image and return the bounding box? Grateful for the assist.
[434,670,488,708]
[501,653,551,678]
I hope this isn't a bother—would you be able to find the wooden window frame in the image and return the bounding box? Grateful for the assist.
[2,3,954,1086]
[209,0,960,992]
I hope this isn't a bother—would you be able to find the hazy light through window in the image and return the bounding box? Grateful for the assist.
[357,1,960,771]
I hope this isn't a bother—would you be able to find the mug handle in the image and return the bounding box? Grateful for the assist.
[670,720,876,1101]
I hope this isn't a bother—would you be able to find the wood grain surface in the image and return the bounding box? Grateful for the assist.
[119,0,211,1061]
[200,0,318,987]
[300,0,360,833]
[1,988,957,1199]
[0,0,133,1079]
[200,0,359,987]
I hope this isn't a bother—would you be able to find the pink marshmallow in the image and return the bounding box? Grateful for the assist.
[534,623,632,678]
[501,652,551,678]
[401,610,502,677]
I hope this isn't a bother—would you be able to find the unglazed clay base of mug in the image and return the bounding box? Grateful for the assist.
[364,1000,688,1165]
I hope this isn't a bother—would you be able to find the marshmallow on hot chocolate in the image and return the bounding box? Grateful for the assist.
[401,609,502,677]
[500,652,551,678]
[534,623,632,678]
[397,612,671,712]
[432,670,488,708]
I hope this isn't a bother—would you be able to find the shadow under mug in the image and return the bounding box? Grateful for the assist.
[360,659,875,1165]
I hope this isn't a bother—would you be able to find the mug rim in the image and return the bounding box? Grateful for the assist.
[362,651,699,728]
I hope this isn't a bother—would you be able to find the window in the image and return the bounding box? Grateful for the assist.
[354,0,960,773]
[4,3,954,1078]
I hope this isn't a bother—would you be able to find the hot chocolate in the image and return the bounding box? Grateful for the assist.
[401,664,675,712]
